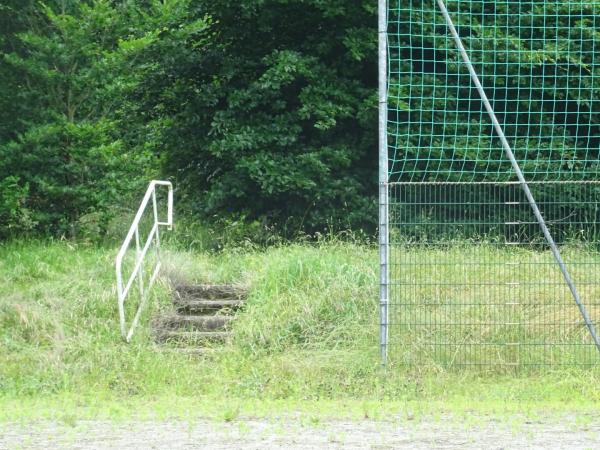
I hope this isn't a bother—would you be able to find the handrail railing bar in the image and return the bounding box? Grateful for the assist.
[116,180,173,342]
[126,260,162,342]
[126,234,162,341]
[115,180,173,266]
[120,223,159,301]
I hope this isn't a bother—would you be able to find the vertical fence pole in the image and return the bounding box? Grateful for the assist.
[436,0,600,355]
[379,0,390,365]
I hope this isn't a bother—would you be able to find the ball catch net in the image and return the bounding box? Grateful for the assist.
[381,0,600,368]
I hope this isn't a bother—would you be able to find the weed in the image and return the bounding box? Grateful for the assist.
[222,406,240,422]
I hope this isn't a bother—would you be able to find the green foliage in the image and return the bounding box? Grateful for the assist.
[2,240,600,411]
[0,177,34,238]
[129,0,379,232]
[3,1,599,236]
[0,0,211,238]
[388,0,600,182]
[0,0,38,143]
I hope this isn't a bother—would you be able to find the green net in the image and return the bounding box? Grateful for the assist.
[387,1,600,182]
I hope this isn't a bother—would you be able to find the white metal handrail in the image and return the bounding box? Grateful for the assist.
[116,180,173,342]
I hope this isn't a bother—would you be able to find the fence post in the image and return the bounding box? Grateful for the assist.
[379,0,390,365]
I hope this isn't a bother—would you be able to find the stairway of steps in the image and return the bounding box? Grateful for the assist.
[153,284,246,354]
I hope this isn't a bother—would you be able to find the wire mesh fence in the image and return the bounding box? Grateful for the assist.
[387,181,600,368]
[386,0,600,183]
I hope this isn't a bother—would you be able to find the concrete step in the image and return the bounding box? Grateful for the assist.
[175,299,244,315]
[155,314,232,331]
[160,347,215,357]
[174,284,246,301]
[155,330,230,344]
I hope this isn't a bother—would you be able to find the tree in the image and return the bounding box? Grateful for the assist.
[0,0,212,237]
[136,0,379,233]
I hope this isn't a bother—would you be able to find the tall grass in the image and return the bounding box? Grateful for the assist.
[391,244,600,367]
[1,238,600,414]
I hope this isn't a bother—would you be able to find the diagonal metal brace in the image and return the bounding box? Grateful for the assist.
[436,0,600,355]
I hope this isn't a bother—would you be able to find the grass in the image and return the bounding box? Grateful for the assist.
[1,238,600,422]
[391,243,600,367]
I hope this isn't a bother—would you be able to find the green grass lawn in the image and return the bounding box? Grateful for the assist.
[1,239,600,422]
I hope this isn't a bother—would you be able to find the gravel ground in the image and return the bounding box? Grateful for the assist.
[1,415,599,449]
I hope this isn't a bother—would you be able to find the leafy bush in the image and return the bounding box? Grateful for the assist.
[0,177,34,238]
[0,0,211,238]
[133,0,379,233]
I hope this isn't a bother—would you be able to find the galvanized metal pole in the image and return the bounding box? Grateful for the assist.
[436,0,600,354]
[378,0,390,365]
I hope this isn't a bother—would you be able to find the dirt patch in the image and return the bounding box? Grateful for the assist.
[1,415,599,449]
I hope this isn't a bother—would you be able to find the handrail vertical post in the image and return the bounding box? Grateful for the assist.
[135,227,145,298]
[152,189,161,262]
[167,185,173,229]
[117,270,126,338]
